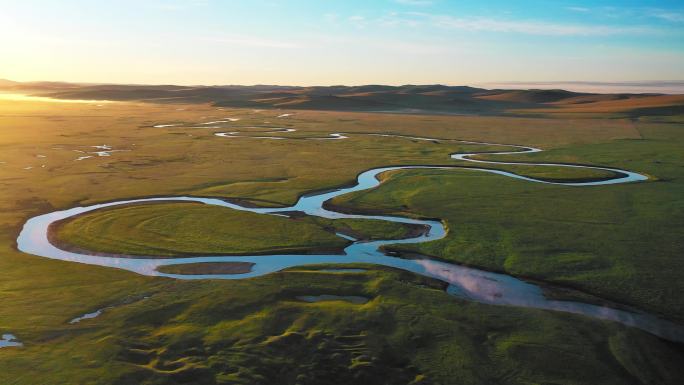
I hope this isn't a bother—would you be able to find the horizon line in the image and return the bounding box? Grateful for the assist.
[3,78,684,95]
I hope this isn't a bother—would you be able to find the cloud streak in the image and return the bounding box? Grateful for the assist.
[377,12,661,36]
[563,6,684,24]
[206,35,299,49]
[152,0,209,11]
[648,9,684,23]
[394,0,433,6]
[566,7,590,13]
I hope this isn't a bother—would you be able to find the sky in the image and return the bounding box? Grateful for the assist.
[1,0,683,87]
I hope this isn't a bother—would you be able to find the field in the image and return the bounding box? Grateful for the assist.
[331,124,684,320]
[1,97,683,384]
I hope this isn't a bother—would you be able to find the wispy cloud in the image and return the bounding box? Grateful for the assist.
[152,0,209,11]
[309,34,454,55]
[207,35,299,49]
[648,9,684,23]
[323,13,339,24]
[348,15,368,29]
[377,12,421,28]
[564,6,684,23]
[379,12,659,36]
[395,0,433,6]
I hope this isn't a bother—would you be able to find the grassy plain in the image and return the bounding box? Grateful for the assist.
[0,97,683,384]
[52,202,422,257]
[52,202,348,257]
[331,123,684,321]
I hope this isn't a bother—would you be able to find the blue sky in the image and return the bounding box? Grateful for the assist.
[1,0,683,85]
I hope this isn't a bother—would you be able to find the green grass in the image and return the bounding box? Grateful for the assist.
[1,100,683,384]
[52,202,348,256]
[3,267,683,385]
[156,262,255,275]
[313,217,426,241]
[51,202,421,257]
[330,123,684,321]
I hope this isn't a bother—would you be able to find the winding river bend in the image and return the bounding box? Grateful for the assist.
[18,121,684,343]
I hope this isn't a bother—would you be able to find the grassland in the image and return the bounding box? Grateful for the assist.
[6,267,684,385]
[51,202,422,257]
[156,262,255,275]
[51,202,348,257]
[0,97,683,384]
[330,122,684,322]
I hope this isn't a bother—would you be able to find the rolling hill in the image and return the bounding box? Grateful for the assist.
[1,80,682,117]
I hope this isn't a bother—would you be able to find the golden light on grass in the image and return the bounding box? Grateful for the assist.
[0,93,114,104]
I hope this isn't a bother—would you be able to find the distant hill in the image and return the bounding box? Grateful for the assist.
[476,89,583,103]
[1,79,682,117]
[0,79,19,87]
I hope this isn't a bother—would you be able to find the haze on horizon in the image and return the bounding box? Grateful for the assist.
[1,0,683,88]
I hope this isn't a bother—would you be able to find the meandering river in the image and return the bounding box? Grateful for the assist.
[18,121,684,342]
